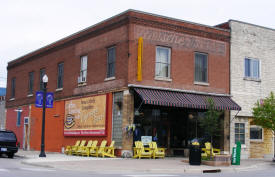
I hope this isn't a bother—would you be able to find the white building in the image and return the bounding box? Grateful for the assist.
[218,20,275,159]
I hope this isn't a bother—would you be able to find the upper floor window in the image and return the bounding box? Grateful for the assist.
[244,58,260,79]
[40,68,45,90]
[107,47,116,78]
[79,56,87,83]
[11,77,16,98]
[235,123,245,144]
[155,46,171,78]
[28,72,34,94]
[195,52,208,83]
[57,62,64,89]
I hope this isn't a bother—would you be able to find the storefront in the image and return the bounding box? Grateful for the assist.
[131,87,241,156]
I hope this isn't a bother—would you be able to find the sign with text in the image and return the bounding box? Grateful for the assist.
[141,136,152,146]
[35,91,54,108]
[64,94,107,136]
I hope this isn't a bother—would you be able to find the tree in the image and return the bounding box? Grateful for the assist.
[199,98,222,158]
[252,92,275,135]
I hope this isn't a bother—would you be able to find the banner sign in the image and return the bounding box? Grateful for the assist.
[35,91,54,108]
[64,94,107,136]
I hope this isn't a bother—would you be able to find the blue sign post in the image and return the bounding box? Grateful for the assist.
[36,91,54,108]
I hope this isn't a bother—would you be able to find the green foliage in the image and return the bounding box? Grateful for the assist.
[199,98,222,143]
[252,92,275,134]
[201,155,212,161]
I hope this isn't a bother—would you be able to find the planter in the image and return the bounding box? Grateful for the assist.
[202,155,231,166]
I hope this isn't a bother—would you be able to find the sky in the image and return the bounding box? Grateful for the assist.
[1,0,274,88]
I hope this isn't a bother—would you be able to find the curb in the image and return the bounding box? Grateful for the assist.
[21,160,54,169]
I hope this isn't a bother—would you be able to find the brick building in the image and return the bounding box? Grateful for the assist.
[218,21,275,159]
[6,10,240,156]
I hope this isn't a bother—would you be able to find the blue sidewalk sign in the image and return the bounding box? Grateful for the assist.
[35,91,54,108]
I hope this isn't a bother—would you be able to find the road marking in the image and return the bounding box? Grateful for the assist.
[20,168,55,172]
[124,175,179,177]
[0,169,9,172]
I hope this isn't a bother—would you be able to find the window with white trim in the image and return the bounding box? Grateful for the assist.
[80,55,87,82]
[57,62,64,89]
[28,72,34,94]
[155,46,171,79]
[244,58,260,79]
[195,52,208,83]
[250,125,263,141]
[107,47,116,78]
[235,123,245,144]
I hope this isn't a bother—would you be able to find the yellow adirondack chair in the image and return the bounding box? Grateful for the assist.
[134,141,153,159]
[71,140,86,155]
[65,140,80,155]
[150,141,165,159]
[76,140,93,156]
[201,142,221,157]
[133,141,141,158]
[98,141,116,158]
[82,140,98,157]
[90,140,107,157]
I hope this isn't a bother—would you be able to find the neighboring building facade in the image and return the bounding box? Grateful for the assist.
[0,95,6,130]
[6,10,240,155]
[218,21,275,159]
[0,88,6,130]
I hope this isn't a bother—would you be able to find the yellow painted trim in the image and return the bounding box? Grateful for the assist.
[137,37,143,81]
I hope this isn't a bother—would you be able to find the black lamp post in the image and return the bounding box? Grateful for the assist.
[39,74,48,157]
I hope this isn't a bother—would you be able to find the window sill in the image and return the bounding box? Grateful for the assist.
[27,94,33,97]
[154,77,172,82]
[243,77,261,82]
[55,88,63,92]
[9,98,15,101]
[78,82,87,87]
[104,77,115,81]
[194,81,209,86]
[250,139,263,143]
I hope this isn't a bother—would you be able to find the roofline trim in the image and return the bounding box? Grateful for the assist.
[229,19,275,31]
[8,9,230,66]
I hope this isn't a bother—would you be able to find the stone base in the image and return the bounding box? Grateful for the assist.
[202,155,231,166]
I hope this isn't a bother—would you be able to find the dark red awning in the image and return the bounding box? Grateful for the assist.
[134,88,241,111]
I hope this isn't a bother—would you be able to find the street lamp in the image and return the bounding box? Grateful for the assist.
[39,74,48,157]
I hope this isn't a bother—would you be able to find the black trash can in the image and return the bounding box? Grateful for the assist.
[189,144,201,165]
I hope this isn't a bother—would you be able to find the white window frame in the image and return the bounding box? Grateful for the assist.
[80,55,87,82]
[250,125,264,142]
[194,52,208,84]
[235,123,245,144]
[244,58,261,80]
[155,46,171,80]
[106,46,116,79]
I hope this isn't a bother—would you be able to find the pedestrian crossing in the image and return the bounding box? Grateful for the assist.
[0,168,55,172]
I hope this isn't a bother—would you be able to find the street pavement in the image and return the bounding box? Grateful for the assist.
[16,150,275,174]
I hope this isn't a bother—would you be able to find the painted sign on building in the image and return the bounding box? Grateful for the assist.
[64,94,107,136]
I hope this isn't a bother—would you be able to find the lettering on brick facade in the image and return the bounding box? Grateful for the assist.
[134,25,226,56]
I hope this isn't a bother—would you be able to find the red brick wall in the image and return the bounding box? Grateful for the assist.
[6,25,129,108]
[128,24,230,94]
[6,105,29,148]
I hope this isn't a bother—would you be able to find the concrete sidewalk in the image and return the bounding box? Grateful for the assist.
[16,150,275,174]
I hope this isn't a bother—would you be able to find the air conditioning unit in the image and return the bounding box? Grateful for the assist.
[24,117,29,125]
[78,76,86,84]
